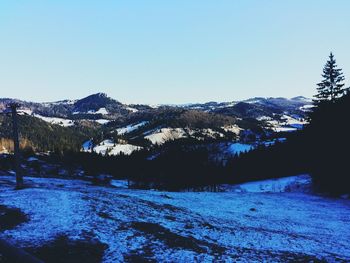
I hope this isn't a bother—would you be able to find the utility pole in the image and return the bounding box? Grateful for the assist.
[8,103,24,189]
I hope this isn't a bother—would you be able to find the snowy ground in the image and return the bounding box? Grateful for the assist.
[222,174,312,193]
[82,139,142,156]
[0,175,349,262]
[144,128,226,145]
[262,114,308,133]
[33,114,75,127]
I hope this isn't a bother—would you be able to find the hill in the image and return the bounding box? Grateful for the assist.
[0,94,312,154]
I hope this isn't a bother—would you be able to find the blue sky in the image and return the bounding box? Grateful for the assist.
[0,1,349,104]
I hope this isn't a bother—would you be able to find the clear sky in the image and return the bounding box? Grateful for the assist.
[0,1,349,104]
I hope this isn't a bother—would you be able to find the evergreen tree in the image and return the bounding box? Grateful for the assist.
[314,52,347,104]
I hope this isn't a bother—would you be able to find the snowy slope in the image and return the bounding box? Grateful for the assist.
[264,114,308,133]
[144,128,225,145]
[224,174,312,193]
[33,114,75,127]
[116,121,148,135]
[95,119,111,125]
[88,107,108,115]
[144,128,188,145]
[0,175,349,262]
[92,139,141,156]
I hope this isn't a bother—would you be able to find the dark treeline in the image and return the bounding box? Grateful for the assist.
[227,133,308,184]
[305,94,350,194]
[48,141,226,191]
[0,114,98,153]
[229,53,350,195]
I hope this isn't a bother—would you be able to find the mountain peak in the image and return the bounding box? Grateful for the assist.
[291,96,312,102]
[86,93,108,99]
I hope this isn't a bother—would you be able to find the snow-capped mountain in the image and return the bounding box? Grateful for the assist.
[0,93,313,154]
[0,93,312,122]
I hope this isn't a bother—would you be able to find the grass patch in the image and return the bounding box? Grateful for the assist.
[27,235,108,263]
[130,221,226,255]
[0,205,28,231]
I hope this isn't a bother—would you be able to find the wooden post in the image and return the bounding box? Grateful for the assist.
[9,103,24,189]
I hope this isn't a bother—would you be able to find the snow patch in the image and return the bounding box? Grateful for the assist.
[93,140,141,156]
[88,108,108,115]
[95,119,110,125]
[222,125,242,135]
[145,128,187,145]
[17,109,33,115]
[116,121,148,135]
[33,114,74,127]
[226,174,312,193]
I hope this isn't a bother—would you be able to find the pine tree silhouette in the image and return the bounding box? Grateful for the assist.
[314,52,347,105]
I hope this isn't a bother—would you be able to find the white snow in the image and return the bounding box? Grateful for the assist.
[281,114,307,126]
[264,114,308,132]
[92,139,141,156]
[92,139,116,155]
[144,128,225,145]
[300,104,315,112]
[148,104,160,109]
[273,127,298,132]
[116,121,148,135]
[88,108,108,115]
[145,128,187,145]
[223,102,237,107]
[108,144,142,155]
[257,115,272,121]
[221,125,242,135]
[266,118,302,133]
[0,175,349,262]
[125,107,138,113]
[73,108,109,115]
[17,109,33,116]
[225,174,312,193]
[95,119,111,125]
[33,114,74,127]
[43,100,76,106]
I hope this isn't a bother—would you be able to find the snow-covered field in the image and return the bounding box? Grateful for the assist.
[0,175,349,262]
[144,128,226,145]
[84,139,142,156]
[223,174,312,193]
[144,128,188,145]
